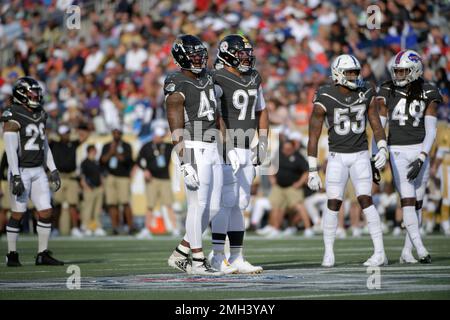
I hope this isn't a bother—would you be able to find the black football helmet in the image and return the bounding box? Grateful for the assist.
[217,34,255,73]
[171,35,208,74]
[13,77,43,109]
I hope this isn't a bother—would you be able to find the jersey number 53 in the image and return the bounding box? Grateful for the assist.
[334,105,366,135]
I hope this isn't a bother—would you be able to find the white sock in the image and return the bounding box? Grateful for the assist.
[403,233,414,254]
[36,221,52,253]
[363,205,385,255]
[402,206,427,255]
[6,226,19,252]
[323,208,338,255]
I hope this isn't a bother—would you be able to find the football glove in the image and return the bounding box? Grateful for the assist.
[371,159,381,185]
[227,149,240,174]
[407,153,426,181]
[11,175,25,196]
[181,163,200,190]
[49,170,61,192]
[373,140,388,170]
[307,170,322,191]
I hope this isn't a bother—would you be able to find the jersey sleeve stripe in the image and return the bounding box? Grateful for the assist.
[314,102,327,112]
[6,119,21,129]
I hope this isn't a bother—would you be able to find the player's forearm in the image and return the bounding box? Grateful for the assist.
[257,109,269,137]
[4,132,20,176]
[307,106,325,159]
[421,115,437,156]
[44,138,57,172]
[166,94,186,161]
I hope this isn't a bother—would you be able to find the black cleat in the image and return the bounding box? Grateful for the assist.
[6,251,22,267]
[419,254,431,264]
[35,250,64,266]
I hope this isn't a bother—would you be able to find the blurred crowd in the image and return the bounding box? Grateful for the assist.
[0,0,449,237]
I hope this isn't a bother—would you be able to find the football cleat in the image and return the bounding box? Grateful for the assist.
[336,227,347,239]
[303,228,315,238]
[211,254,238,274]
[168,250,191,273]
[321,252,335,267]
[399,251,418,264]
[419,254,431,264]
[6,251,22,267]
[189,258,224,276]
[35,250,64,266]
[230,256,263,274]
[363,253,388,267]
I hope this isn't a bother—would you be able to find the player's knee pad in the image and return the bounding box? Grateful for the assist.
[327,199,342,211]
[357,195,373,209]
[7,216,22,228]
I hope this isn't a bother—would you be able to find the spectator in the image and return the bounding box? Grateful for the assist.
[135,126,178,238]
[257,140,311,237]
[80,145,106,237]
[50,124,88,237]
[100,127,134,235]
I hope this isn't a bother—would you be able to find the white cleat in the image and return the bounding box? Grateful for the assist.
[168,251,191,273]
[399,251,418,264]
[363,253,388,267]
[282,227,297,236]
[230,256,263,274]
[265,228,282,238]
[321,252,335,267]
[189,259,224,276]
[352,227,362,238]
[211,255,238,274]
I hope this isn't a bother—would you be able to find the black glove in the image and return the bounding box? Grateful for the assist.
[370,159,381,185]
[407,156,425,181]
[11,175,25,196]
[49,170,61,192]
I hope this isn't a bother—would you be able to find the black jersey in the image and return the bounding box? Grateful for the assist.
[164,70,217,143]
[377,80,442,146]
[313,83,375,153]
[212,68,263,148]
[1,104,47,168]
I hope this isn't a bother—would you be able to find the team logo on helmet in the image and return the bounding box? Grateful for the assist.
[220,41,228,52]
[408,53,421,63]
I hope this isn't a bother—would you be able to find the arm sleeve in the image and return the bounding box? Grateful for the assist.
[371,116,387,155]
[421,115,437,155]
[44,138,57,172]
[214,84,223,116]
[3,132,20,176]
[255,86,266,111]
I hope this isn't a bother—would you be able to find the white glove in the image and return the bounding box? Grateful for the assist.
[373,140,388,170]
[307,171,322,191]
[227,149,240,174]
[180,163,200,190]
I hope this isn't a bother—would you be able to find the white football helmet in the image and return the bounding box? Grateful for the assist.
[389,50,423,87]
[331,54,362,89]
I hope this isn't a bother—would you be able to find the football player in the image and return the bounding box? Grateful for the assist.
[307,54,389,267]
[376,50,441,263]
[165,35,239,276]
[1,77,63,266]
[208,34,268,274]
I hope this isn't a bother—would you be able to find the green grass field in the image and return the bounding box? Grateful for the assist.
[1,234,449,300]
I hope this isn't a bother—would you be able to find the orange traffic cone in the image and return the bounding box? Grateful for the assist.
[149,211,167,234]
